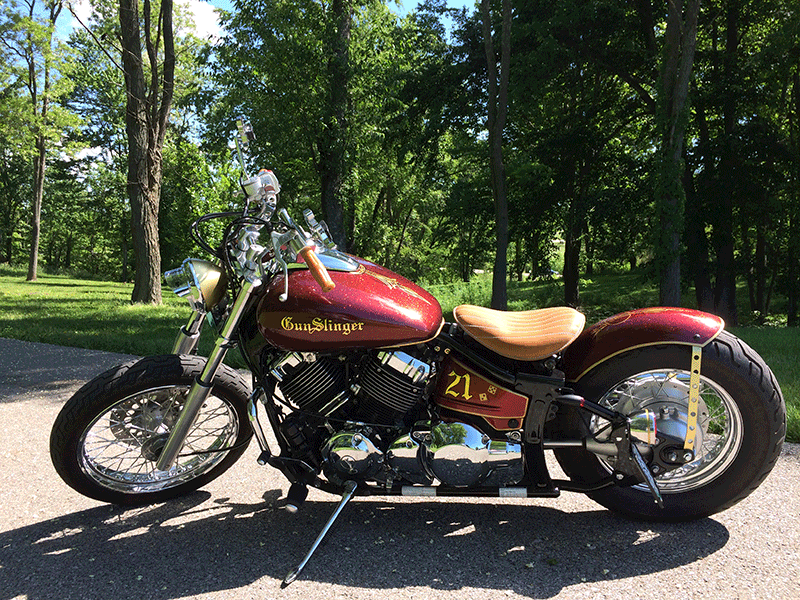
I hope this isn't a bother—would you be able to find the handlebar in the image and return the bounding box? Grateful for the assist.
[229,123,337,297]
[299,246,336,293]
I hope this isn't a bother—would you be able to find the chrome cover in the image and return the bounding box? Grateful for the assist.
[268,352,306,382]
[376,350,431,384]
[386,433,432,485]
[422,422,524,487]
[322,430,383,480]
[609,376,708,451]
[629,409,658,445]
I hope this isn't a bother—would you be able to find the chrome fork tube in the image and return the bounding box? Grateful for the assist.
[156,279,261,471]
[171,310,205,355]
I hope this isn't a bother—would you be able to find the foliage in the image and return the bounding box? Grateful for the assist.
[0,0,80,281]
[0,0,798,333]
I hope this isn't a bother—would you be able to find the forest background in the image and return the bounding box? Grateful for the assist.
[1,0,799,327]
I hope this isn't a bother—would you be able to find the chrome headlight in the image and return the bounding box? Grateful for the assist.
[164,259,228,311]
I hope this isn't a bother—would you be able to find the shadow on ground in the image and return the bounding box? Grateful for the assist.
[0,490,729,599]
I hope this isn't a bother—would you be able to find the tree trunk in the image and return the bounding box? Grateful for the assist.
[583,221,594,277]
[481,0,512,311]
[121,227,129,283]
[755,219,766,317]
[25,1,62,281]
[563,220,581,307]
[131,184,163,303]
[318,0,351,251]
[684,159,713,310]
[712,197,736,323]
[789,230,798,326]
[392,205,414,270]
[655,0,700,306]
[119,0,174,303]
[712,0,740,325]
[790,72,800,326]
[64,234,72,268]
[27,136,46,281]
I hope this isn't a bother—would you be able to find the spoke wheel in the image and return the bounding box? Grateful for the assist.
[51,355,252,505]
[80,385,239,494]
[590,369,743,494]
[554,332,785,521]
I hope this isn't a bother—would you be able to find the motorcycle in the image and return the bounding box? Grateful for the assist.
[50,120,786,586]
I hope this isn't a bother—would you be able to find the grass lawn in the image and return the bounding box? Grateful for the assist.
[0,270,189,356]
[1,266,797,442]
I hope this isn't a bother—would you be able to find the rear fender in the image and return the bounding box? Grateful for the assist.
[561,307,724,383]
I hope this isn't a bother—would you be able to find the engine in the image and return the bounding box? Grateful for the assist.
[269,348,433,426]
[267,349,524,488]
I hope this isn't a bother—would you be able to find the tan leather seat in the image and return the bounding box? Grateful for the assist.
[453,305,585,362]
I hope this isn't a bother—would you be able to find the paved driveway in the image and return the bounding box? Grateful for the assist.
[0,338,798,600]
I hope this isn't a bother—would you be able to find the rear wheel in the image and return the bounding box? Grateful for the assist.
[555,331,785,521]
[50,354,252,505]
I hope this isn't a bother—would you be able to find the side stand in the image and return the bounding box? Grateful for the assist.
[282,480,358,587]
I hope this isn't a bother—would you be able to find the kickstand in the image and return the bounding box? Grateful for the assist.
[282,480,358,587]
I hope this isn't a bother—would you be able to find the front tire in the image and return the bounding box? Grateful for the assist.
[50,354,252,505]
[555,331,785,521]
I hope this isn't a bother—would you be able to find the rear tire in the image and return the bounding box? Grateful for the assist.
[555,331,785,521]
[50,354,252,506]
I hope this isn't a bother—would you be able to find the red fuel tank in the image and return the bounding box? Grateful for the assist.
[256,258,444,351]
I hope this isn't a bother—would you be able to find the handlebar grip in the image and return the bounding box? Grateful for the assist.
[298,246,335,293]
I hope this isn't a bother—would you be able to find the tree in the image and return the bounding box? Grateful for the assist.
[0,139,29,264]
[635,0,700,306]
[509,0,651,306]
[480,0,512,310]
[211,0,358,250]
[319,0,352,249]
[0,0,73,281]
[119,0,175,303]
[683,0,799,325]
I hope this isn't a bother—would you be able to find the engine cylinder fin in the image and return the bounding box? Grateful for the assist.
[362,360,424,407]
[279,357,347,414]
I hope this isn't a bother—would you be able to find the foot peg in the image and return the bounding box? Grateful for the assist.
[284,482,309,513]
[282,480,358,587]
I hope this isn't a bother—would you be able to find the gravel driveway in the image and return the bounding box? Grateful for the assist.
[0,337,798,600]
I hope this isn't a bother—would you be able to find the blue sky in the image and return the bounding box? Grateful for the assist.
[64,0,475,42]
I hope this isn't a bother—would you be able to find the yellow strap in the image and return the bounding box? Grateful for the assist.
[684,345,702,452]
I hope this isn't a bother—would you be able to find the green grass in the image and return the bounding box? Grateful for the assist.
[1,266,797,441]
[730,327,800,445]
[0,269,189,356]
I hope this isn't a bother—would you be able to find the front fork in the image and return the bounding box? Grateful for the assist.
[171,310,205,355]
[155,279,261,471]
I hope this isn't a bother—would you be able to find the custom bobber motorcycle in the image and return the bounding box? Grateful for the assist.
[51,120,785,586]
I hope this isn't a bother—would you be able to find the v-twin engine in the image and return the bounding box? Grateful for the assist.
[269,349,524,488]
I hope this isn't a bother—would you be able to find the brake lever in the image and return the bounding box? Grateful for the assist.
[270,230,294,302]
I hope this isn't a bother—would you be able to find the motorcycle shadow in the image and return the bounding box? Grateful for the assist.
[0,489,730,599]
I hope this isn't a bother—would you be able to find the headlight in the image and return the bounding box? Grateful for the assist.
[164,259,228,311]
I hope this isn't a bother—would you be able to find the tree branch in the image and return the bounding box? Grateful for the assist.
[65,2,125,72]
[553,30,657,114]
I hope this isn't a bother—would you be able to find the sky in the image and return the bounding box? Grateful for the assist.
[64,0,475,42]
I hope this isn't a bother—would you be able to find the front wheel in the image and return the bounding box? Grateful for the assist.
[555,331,785,521]
[50,354,252,505]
